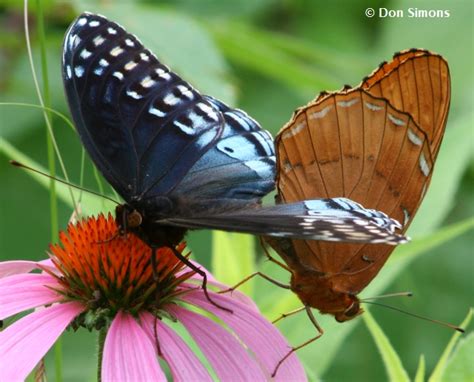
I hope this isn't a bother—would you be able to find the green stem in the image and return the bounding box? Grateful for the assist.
[36,2,62,381]
[97,328,108,382]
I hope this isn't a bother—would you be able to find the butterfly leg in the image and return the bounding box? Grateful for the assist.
[219,271,290,295]
[272,306,306,324]
[169,246,233,313]
[220,240,291,294]
[153,316,163,357]
[260,238,291,272]
[272,306,323,377]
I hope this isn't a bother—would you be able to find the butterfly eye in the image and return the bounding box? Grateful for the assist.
[127,210,142,228]
[335,300,361,322]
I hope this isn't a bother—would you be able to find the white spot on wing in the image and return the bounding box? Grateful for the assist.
[177,85,194,100]
[99,58,109,67]
[93,36,105,47]
[197,103,218,121]
[149,106,165,117]
[402,207,410,226]
[407,128,423,146]
[66,65,72,79]
[124,61,138,71]
[107,27,117,35]
[174,120,194,135]
[113,71,124,80]
[125,39,135,47]
[74,66,84,78]
[282,122,306,139]
[110,47,124,57]
[163,93,180,106]
[140,52,149,61]
[80,49,91,59]
[388,113,406,126]
[337,98,359,107]
[77,18,87,26]
[140,76,155,88]
[126,90,142,100]
[419,152,430,176]
[309,105,333,120]
[364,101,383,111]
[89,20,100,27]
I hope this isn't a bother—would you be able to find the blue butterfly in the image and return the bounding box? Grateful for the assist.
[62,13,406,297]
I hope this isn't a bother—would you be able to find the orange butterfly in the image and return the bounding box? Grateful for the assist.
[264,49,451,373]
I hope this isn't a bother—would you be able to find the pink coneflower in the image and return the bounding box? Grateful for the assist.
[0,214,306,381]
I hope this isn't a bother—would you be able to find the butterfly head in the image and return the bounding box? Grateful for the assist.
[115,204,143,233]
[291,270,363,323]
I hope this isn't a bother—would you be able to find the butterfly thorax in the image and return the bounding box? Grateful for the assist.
[115,203,187,249]
[290,270,363,322]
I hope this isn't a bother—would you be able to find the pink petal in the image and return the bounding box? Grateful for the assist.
[0,259,56,279]
[0,302,83,381]
[140,313,212,382]
[181,290,307,381]
[168,305,267,381]
[0,261,41,278]
[102,312,166,382]
[0,273,62,320]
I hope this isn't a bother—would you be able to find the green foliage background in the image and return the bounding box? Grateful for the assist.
[0,0,472,381]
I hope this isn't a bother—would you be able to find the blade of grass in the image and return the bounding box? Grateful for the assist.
[429,308,473,382]
[414,355,425,382]
[208,22,340,95]
[363,309,410,382]
[438,332,474,381]
[212,232,256,296]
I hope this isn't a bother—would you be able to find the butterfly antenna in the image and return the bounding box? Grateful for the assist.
[361,291,413,301]
[362,300,464,333]
[10,160,120,205]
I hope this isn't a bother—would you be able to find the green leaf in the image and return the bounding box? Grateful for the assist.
[211,232,256,296]
[0,137,115,216]
[439,332,474,382]
[414,355,426,382]
[208,21,344,97]
[363,309,410,382]
[429,308,473,382]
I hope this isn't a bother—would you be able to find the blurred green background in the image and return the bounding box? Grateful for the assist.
[0,0,472,381]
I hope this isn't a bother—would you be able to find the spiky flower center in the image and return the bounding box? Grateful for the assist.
[47,214,193,328]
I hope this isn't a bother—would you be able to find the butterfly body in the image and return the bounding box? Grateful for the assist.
[269,49,450,322]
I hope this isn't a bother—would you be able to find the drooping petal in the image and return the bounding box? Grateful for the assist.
[102,312,166,382]
[140,312,212,382]
[181,290,307,381]
[0,261,41,278]
[0,302,83,381]
[0,259,56,279]
[0,273,62,320]
[168,304,267,381]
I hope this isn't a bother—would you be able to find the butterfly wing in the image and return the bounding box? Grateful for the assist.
[176,96,275,200]
[360,49,450,158]
[162,197,407,244]
[63,12,275,209]
[274,57,449,292]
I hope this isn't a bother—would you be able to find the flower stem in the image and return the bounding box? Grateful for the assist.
[97,328,107,382]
